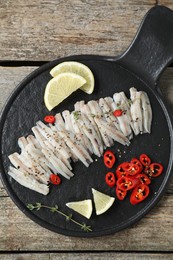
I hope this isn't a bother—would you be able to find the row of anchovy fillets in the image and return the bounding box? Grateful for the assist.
[8,87,152,195]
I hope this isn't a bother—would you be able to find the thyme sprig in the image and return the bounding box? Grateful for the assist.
[27,203,92,232]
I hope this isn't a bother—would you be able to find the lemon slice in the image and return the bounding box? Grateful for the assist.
[44,72,86,111]
[66,199,92,219]
[92,188,115,215]
[50,61,94,94]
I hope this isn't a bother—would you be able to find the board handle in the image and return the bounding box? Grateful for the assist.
[117,5,173,86]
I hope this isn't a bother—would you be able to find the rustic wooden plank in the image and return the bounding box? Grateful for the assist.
[0,66,172,117]
[0,194,173,251]
[0,253,173,260]
[0,67,36,197]
[1,65,173,195]
[0,254,49,260]
[158,1,173,8]
[0,181,7,197]
[48,253,173,260]
[0,66,173,251]
[1,0,173,256]
[0,66,36,109]
[0,0,155,61]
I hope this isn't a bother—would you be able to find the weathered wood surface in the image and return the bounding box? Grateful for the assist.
[0,253,173,260]
[158,1,173,8]
[0,66,173,196]
[1,0,173,257]
[0,67,35,198]
[0,194,173,251]
[0,66,173,252]
[0,0,155,61]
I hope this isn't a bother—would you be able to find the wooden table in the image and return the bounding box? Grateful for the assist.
[0,1,173,259]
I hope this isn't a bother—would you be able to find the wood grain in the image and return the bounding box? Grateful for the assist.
[0,0,155,61]
[0,66,173,197]
[0,66,36,197]
[1,0,173,256]
[158,1,173,8]
[0,66,172,122]
[0,65,173,251]
[0,194,173,251]
[0,253,173,260]
[0,254,49,260]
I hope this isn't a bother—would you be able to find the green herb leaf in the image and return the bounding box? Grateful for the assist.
[128,99,132,105]
[27,204,35,211]
[35,202,42,210]
[50,207,58,213]
[73,111,80,120]
[81,223,92,232]
[27,202,92,232]
[66,214,72,221]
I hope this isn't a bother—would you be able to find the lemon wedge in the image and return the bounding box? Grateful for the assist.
[66,199,92,219]
[50,61,94,94]
[92,188,115,215]
[44,72,86,111]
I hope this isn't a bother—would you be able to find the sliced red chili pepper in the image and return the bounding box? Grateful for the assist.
[113,109,123,117]
[126,163,141,176]
[143,166,151,177]
[44,115,55,124]
[130,158,143,173]
[115,162,130,178]
[104,150,116,168]
[105,172,116,188]
[117,176,139,191]
[130,184,150,205]
[139,154,151,166]
[148,163,163,177]
[135,173,151,185]
[116,186,127,200]
[50,174,61,185]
